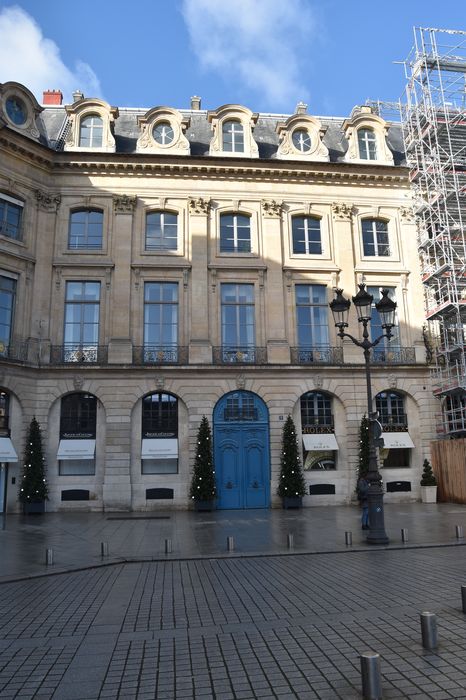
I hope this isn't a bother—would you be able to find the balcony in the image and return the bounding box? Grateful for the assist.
[213,346,267,365]
[379,414,408,432]
[0,338,35,364]
[132,346,188,365]
[371,347,416,364]
[49,344,108,365]
[290,346,343,365]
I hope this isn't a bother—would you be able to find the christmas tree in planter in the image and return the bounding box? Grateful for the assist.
[357,414,370,479]
[277,415,306,508]
[19,417,48,514]
[189,416,216,511]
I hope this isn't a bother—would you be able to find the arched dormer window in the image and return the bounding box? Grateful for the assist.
[342,106,394,165]
[222,120,244,152]
[64,98,118,153]
[69,209,103,249]
[357,128,377,160]
[208,105,259,158]
[220,212,251,253]
[136,107,190,155]
[79,114,103,148]
[141,392,178,474]
[0,81,43,141]
[145,210,178,251]
[276,113,329,162]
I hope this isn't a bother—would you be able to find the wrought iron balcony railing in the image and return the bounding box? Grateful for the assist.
[132,346,188,365]
[0,338,31,363]
[290,346,343,365]
[50,344,108,365]
[379,414,408,431]
[213,346,267,365]
[371,346,416,364]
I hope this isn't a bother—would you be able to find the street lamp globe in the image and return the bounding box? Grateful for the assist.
[352,284,373,322]
[329,288,351,328]
[376,288,397,331]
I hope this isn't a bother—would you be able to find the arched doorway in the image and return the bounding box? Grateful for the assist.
[213,390,270,509]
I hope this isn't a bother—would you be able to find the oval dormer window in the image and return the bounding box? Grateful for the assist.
[5,96,27,126]
[292,129,311,153]
[153,122,174,145]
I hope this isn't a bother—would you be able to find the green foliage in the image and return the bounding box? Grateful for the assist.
[277,415,306,498]
[19,417,48,503]
[420,458,437,486]
[189,416,216,502]
[357,414,370,479]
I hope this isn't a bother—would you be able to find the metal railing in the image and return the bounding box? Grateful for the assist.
[379,414,408,431]
[213,346,267,365]
[290,346,343,365]
[132,346,188,365]
[0,338,32,363]
[371,346,416,364]
[49,344,108,364]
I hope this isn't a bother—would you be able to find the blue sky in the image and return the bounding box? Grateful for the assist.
[0,0,464,115]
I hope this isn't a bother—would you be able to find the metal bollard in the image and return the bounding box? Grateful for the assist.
[227,536,235,552]
[164,538,172,554]
[420,611,438,650]
[345,531,353,546]
[401,528,408,543]
[45,548,53,566]
[360,651,382,700]
[100,541,109,557]
[287,533,294,549]
[455,525,464,539]
[461,585,466,614]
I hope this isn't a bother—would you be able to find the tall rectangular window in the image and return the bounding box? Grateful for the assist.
[0,275,16,350]
[220,214,251,253]
[64,281,100,361]
[69,210,103,249]
[295,285,329,347]
[144,283,178,361]
[358,128,377,160]
[292,217,322,255]
[367,286,399,346]
[221,283,255,349]
[222,121,244,152]
[362,220,390,256]
[145,212,178,251]
[0,194,23,240]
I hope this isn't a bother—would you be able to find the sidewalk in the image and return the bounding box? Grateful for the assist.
[1,502,466,582]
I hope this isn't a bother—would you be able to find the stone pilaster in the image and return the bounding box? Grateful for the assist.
[188,197,212,363]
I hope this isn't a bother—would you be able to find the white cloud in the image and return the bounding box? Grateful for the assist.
[181,0,315,110]
[0,5,102,103]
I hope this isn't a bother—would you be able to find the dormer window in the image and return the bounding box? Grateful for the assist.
[208,105,259,158]
[79,115,103,148]
[358,128,377,160]
[5,96,27,125]
[292,129,311,153]
[153,122,174,145]
[222,121,244,153]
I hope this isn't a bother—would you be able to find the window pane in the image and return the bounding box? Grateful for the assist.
[59,459,95,475]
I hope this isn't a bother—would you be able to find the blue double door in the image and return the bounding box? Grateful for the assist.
[214,391,270,509]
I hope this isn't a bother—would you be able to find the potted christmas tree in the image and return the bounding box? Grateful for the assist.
[189,416,216,511]
[19,417,48,514]
[277,415,306,508]
[420,458,437,503]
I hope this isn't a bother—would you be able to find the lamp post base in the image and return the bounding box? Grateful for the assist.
[366,488,389,545]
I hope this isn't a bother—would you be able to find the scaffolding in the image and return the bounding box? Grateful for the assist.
[401,27,466,437]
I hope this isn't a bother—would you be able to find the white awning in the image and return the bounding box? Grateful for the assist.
[142,438,178,459]
[303,434,339,451]
[0,437,18,462]
[381,432,415,449]
[57,439,95,460]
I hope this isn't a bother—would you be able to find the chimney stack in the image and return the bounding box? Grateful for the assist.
[190,95,201,110]
[72,90,84,103]
[42,90,63,106]
[295,101,307,115]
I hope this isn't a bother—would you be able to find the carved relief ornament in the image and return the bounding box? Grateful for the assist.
[188,197,210,215]
[35,189,61,212]
[261,200,282,217]
[113,194,137,214]
[331,202,354,221]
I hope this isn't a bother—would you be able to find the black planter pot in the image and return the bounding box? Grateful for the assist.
[23,501,46,514]
[194,500,216,512]
[282,496,303,510]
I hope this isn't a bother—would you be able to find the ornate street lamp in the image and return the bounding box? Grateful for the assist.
[330,284,397,545]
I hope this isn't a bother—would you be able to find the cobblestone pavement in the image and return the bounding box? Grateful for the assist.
[1,546,466,699]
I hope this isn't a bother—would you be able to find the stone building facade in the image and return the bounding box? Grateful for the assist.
[0,82,437,512]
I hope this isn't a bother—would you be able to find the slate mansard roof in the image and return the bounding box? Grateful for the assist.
[37,106,406,165]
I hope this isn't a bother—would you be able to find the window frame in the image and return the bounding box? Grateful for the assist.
[295,284,329,347]
[63,281,101,356]
[59,393,97,476]
[145,210,178,252]
[361,219,390,257]
[219,213,252,254]
[292,129,312,153]
[0,274,17,349]
[0,193,24,241]
[291,216,323,256]
[68,209,104,250]
[141,392,179,475]
[153,121,175,145]
[358,128,377,160]
[222,120,245,153]
[220,282,256,350]
[79,114,104,148]
[0,391,10,436]
[143,281,179,353]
